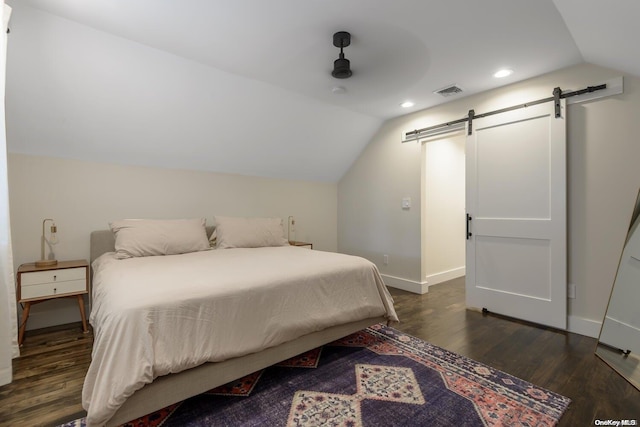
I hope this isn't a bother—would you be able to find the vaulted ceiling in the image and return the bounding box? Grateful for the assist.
[5,0,639,182]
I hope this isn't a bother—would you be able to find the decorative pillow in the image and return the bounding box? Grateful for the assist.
[110,218,210,259]
[214,216,289,249]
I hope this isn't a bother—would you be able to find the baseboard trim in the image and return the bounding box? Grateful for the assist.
[380,274,428,294]
[425,267,465,287]
[567,314,602,338]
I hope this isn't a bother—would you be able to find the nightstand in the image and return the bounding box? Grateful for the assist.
[17,259,90,346]
[289,241,313,249]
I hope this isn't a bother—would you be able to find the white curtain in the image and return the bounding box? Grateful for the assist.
[0,1,17,387]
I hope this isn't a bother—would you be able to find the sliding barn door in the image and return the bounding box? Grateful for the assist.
[465,100,567,329]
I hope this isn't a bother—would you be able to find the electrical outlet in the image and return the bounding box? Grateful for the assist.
[383,254,389,265]
[568,283,576,299]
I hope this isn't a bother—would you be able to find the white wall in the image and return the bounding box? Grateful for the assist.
[422,133,466,287]
[9,153,337,330]
[338,63,640,337]
[338,119,422,292]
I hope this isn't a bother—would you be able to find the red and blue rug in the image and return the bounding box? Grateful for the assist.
[62,325,570,426]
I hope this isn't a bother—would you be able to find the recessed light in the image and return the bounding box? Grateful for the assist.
[331,86,347,94]
[493,69,513,78]
[400,101,414,108]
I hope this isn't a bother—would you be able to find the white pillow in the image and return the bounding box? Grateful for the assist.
[214,216,289,249]
[110,218,210,259]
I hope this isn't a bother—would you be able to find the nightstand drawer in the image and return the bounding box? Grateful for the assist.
[21,279,87,300]
[20,267,85,286]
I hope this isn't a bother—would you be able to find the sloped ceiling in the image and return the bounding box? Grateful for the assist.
[4,0,637,182]
[553,0,640,78]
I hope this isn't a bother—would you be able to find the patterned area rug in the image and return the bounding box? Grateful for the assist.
[62,325,570,426]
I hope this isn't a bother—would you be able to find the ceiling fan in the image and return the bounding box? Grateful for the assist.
[332,31,352,79]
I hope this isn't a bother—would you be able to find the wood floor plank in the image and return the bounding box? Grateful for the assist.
[1,278,638,427]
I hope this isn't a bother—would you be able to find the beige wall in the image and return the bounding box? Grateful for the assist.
[338,63,640,336]
[9,153,337,329]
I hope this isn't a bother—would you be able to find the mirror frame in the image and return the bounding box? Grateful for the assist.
[595,188,640,390]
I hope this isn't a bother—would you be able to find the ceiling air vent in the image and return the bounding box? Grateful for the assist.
[434,84,464,97]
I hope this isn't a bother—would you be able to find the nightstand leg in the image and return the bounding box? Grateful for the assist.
[76,295,89,334]
[18,302,31,346]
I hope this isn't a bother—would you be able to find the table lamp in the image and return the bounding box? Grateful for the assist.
[35,218,58,267]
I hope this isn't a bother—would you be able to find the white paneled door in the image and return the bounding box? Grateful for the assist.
[465,100,567,329]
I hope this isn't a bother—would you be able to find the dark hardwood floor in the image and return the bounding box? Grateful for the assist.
[1,277,638,426]
[390,278,640,426]
[0,323,92,427]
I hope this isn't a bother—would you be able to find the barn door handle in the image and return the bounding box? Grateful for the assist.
[466,214,473,239]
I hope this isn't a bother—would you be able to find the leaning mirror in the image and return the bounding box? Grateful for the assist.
[595,189,640,390]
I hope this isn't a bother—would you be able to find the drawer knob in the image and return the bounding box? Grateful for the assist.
[53,275,57,281]
[54,288,57,293]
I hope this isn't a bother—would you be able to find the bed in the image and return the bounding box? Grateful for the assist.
[84,219,398,427]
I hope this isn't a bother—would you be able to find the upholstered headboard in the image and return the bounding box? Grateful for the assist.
[90,230,116,265]
[90,226,215,265]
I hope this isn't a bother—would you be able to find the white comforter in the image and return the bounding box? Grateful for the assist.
[83,246,398,426]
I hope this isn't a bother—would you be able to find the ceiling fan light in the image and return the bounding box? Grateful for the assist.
[332,57,352,79]
[331,31,353,79]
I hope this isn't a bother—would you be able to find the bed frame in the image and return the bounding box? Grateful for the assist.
[89,229,387,426]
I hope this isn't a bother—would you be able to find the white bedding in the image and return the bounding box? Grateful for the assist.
[83,246,398,426]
